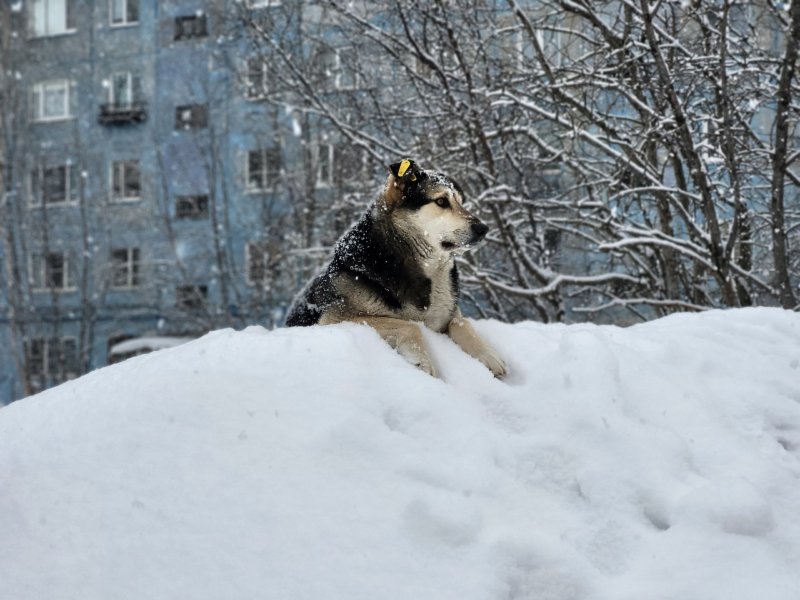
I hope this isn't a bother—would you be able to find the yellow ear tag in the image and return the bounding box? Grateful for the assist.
[397,159,411,178]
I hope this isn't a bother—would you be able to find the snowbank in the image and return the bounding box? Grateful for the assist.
[1,308,800,600]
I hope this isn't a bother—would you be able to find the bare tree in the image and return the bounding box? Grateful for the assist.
[237,0,800,322]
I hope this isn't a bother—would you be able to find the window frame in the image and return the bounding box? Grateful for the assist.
[331,46,361,90]
[174,104,208,130]
[26,337,79,379]
[31,79,74,123]
[175,194,209,219]
[174,14,208,41]
[30,163,79,207]
[30,250,76,292]
[315,143,334,188]
[176,284,209,310]
[247,0,282,8]
[110,247,141,289]
[29,0,77,38]
[108,72,142,108]
[245,241,269,286]
[245,148,281,193]
[109,159,141,203]
[535,27,562,68]
[109,0,139,27]
[245,57,268,100]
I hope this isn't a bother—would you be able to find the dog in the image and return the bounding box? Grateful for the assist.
[285,158,507,379]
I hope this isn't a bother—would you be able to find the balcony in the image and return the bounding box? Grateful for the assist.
[98,102,147,125]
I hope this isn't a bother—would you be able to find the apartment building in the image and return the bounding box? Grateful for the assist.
[0,0,359,401]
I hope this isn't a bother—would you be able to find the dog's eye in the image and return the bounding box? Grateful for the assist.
[435,197,449,208]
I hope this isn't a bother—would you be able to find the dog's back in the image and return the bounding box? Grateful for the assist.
[285,210,407,327]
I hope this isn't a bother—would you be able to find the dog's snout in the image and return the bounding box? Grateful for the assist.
[471,221,489,242]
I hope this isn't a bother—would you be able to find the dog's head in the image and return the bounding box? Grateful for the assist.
[381,158,489,254]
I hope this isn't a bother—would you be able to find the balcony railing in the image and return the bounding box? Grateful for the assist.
[98,101,147,125]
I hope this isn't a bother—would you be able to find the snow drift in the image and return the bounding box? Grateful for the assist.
[2,308,800,600]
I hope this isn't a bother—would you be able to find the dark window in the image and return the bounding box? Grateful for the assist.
[27,337,78,378]
[247,148,281,190]
[27,338,45,376]
[176,195,209,219]
[176,285,208,309]
[31,251,72,289]
[32,164,77,205]
[111,160,140,201]
[544,228,561,255]
[246,242,267,284]
[111,248,141,288]
[174,14,207,40]
[45,252,65,287]
[175,104,208,129]
[246,58,267,99]
[315,143,333,187]
[44,165,70,203]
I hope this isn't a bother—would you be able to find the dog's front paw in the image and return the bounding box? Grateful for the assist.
[413,356,438,378]
[476,347,507,379]
[396,342,438,378]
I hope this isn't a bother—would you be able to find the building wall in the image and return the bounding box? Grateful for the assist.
[0,0,335,402]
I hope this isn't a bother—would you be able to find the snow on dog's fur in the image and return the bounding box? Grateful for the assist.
[285,158,506,378]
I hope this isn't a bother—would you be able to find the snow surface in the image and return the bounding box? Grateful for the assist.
[108,336,194,357]
[2,308,800,600]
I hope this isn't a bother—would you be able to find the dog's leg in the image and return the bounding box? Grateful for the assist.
[322,314,438,377]
[446,315,507,378]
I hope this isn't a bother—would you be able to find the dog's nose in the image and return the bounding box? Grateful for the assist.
[471,221,489,242]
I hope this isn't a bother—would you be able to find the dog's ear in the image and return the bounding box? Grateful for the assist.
[388,158,418,180]
[383,158,424,208]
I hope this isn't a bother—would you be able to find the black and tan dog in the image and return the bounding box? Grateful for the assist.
[285,159,507,378]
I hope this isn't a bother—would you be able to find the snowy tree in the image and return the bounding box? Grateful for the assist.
[238,0,800,321]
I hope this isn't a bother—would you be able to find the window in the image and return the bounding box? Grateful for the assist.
[111,248,141,288]
[30,251,74,290]
[543,228,561,256]
[536,28,562,68]
[108,72,142,108]
[31,164,78,205]
[29,0,76,37]
[175,104,208,129]
[176,285,208,309]
[174,15,207,41]
[318,48,339,87]
[315,143,333,187]
[176,195,209,219]
[110,0,138,26]
[27,338,79,378]
[245,58,268,99]
[496,17,523,69]
[246,148,281,191]
[110,160,141,201]
[319,48,360,89]
[31,80,73,122]
[245,242,270,285]
[247,0,282,7]
[335,47,361,89]
[334,144,371,187]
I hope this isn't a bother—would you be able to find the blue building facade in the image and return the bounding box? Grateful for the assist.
[0,0,363,401]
